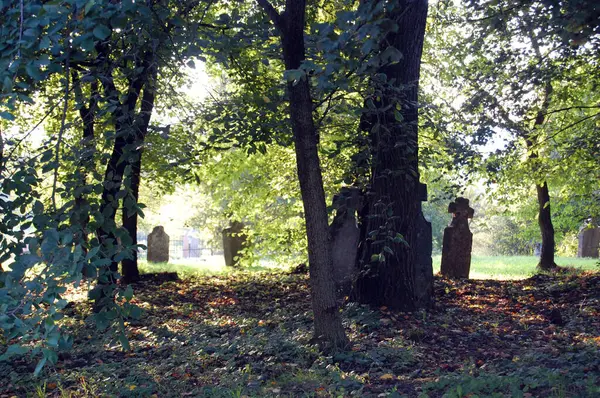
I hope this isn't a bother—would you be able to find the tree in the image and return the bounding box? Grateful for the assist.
[0,0,222,368]
[351,0,434,310]
[255,0,349,350]
[426,0,600,270]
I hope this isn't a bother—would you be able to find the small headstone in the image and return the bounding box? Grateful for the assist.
[147,226,170,263]
[533,243,542,257]
[329,187,362,293]
[183,233,200,258]
[222,221,247,267]
[414,207,434,308]
[578,226,600,258]
[441,197,474,279]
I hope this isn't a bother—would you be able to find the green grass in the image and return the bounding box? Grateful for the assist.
[138,256,289,277]
[433,255,599,280]
[139,255,598,280]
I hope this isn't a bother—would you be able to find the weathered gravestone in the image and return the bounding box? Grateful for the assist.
[147,226,170,263]
[329,187,362,294]
[533,243,542,257]
[578,225,600,258]
[441,197,474,279]
[222,221,247,267]
[183,233,200,258]
[414,183,434,308]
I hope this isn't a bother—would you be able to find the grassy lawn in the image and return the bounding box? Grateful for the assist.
[138,256,289,277]
[140,255,599,280]
[433,255,598,280]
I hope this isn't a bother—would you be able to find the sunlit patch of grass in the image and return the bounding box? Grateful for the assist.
[138,258,290,278]
[433,255,598,280]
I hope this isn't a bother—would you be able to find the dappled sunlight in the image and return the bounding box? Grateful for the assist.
[2,269,599,396]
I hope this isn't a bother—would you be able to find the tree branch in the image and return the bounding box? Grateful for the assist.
[52,55,71,212]
[256,0,283,29]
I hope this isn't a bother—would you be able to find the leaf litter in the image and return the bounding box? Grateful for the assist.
[0,269,599,397]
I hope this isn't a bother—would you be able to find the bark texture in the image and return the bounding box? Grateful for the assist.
[94,48,156,299]
[527,31,557,271]
[71,73,97,276]
[352,0,433,310]
[257,0,349,349]
[121,152,142,283]
[121,72,156,283]
[536,181,556,270]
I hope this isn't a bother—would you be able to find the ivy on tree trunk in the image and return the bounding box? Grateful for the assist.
[94,47,157,306]
[352,0,434,311]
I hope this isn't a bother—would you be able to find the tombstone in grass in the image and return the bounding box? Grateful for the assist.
[578,222,600,258]
[147,226,170,263]
[222,221,247,267]
[534,243,542,257]
[441,197,474,279]
[329,187,362,294]
[183,233,200,259]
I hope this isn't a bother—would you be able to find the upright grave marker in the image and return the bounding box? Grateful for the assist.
[441,197,474,279]
[222,221,247,267]
[329,187,361,294]
[578,224,600,258]
[147,226,170,263]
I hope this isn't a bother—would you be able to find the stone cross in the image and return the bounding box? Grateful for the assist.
[222,221,247,267]
[441,197,474,279]
[147,226,170,263]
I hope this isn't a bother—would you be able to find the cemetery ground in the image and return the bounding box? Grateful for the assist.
[1,259,599,397]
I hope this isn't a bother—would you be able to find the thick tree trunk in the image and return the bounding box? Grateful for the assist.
[352,0,433,310]
[536,181,556,270]
[257,0,348,349]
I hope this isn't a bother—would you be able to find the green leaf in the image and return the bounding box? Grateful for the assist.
[130,305,143,319]
[283,69,306,83]
[118,332,130,351]
[0,344,29,361]
[84,0,96,14]
[33,357,47,377]
[381,45,402,64]
[0,111,15,121]
[39,36,51,50]
[81,37,95,52]
[93,24,112,40]
[394,109,403,122]
[123,285,134,301]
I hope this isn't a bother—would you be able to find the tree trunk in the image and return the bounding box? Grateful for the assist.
[526,78,556,271]
[71,74,97,276]
[93,50,156,309]
[527,32,557,271]
[536,181,556,270]
[257,0,349,349]
[0,126,3,272]
[121,71,156,283]
[121,151,141,283]
[352,0,433,310]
